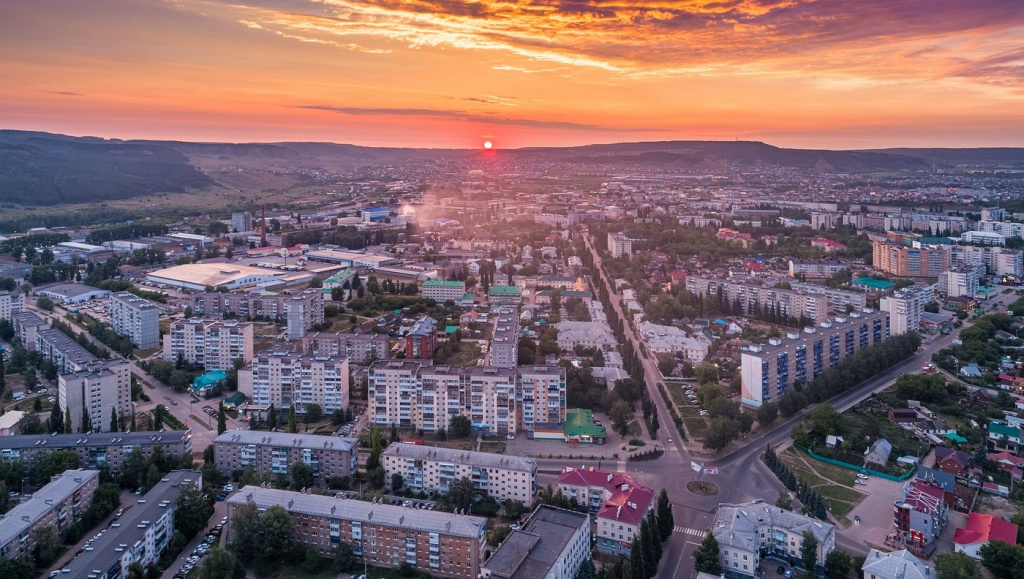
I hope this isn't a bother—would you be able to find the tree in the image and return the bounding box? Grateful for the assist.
[304,403,323,424]
[368,466,386,489]
[287,405,297,433]
[175,481,214,540]
[703,417,740,452]
[259,505,292,568]
[367,426,383,470]
[694,532,721,574]
[24,368,38,390]
[657,488,674,542]
[575,558,597,579]
[826,551,854,579]
[126,562,145,579]
[391,473,404,491]
[451,415,472,438]
[36,296,55,311]
[444,476,475,513]
[217,401,226,435]
[980,541,1024,579]
[31,525,62,567]
[290,461,315,491]
[199,547,246,579]
[609,399,634,434]
[110,407,119,433]
[389,423,399,443]
[935,552,983,579]
[694,361,719,385]
[80,401,91,433]
[64,406,72,434]
[267,404,277,429]
[230,502,261,564]
[757,402,779,425]
[801,530,819,573]
[776,491,792,510]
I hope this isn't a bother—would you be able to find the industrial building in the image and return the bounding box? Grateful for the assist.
[146,263,288,290]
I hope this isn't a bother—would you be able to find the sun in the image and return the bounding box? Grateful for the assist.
[483,141,493,149]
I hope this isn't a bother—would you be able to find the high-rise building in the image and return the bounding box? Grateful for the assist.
[36,328,99,373]
[382,445,537,505]
[109,291,161,349]
[213,430,358,479]
[226,487,488,579]
[872,241,948,277]
[607,232,632,258]
[239,346,349,414]
[488,310,518,368]
[11,311,45,348]
[977,220,1024,239]
[58,359,132,433]
[231,211,253,233]
[0,290,23,321]
[880,285,934,334]
[181,288,323,338]
[740,310,889,407]
[981,207,1006,222]
[937,267,981,298]
[302,331,389,364]
[163,319,254,370]
[518,366,567,429]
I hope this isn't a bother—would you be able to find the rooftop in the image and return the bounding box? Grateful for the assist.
[214,430,358,452]
[861,549,932,579]
[484,506,589,579]
[564,408,607,439]
[0,431,190,451]
[853,277,896,290]
[0,469,100,548]
[148,263,286,287]
[488,285,521,295]
[228,486,487,538]
[382,444,536,472]
[954,512,1018,546]
[423,280,465,287]
[713,501,835,553]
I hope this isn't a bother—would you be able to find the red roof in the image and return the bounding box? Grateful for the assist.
[558,467,654,526]
[954,513,1018,546]
[989,451,1024,468]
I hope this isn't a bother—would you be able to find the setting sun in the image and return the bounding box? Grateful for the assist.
[484,141,493,150]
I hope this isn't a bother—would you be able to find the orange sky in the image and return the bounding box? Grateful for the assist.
[1,0,1023,149]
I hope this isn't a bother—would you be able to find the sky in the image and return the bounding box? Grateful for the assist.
[1,0,1023,149]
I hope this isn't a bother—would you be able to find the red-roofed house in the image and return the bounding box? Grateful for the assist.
[557,467,655,555]
[812,238,848,253]
[717,228,753,248]
[988,451,1024,480]
[954,513,1019,558]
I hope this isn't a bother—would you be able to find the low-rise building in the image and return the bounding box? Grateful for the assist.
[213,430,358,480]
[226,486,487,579]
[861,549,933,579]
[894,479,948,548]
[302,331,389,364]
[788,258,849,279]
[422,280,466,302]
[383,444,537,505]
[482,506,590,579]
[108,291,161,349]
[163,319,254,371]
[0,469,100,560]
[555,467,654,555]
[488,285,522,305]
[554,320,616,351]
[712,502,836,579]
[63,471,201,579]
[0,431,193,473]
[954,513,1019,559]
[179,288,323,339]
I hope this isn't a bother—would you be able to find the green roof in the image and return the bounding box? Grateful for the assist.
[990,423,1020,438]
[225,391,247,406]
[462,293,474,300]
[853,277,896,289]
[943,432,968,443]
[193,370,227,389]
[423,280,465,287]
[488,285,521,295]
[563,408,607,439]
[445,325,459,334]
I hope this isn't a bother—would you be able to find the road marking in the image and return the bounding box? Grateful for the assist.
[674,526,705,537]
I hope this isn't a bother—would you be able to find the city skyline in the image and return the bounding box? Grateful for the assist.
[1,0,1023,149]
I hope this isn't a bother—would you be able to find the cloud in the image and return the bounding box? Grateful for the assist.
[294,104,662,132]
[45,91,84,96]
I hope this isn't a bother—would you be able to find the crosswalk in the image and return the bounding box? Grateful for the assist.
[674,526,705,538]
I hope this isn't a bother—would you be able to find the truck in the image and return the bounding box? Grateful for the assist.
[923,363,937,374]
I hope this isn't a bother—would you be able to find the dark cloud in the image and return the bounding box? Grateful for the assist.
[294,105,663,132]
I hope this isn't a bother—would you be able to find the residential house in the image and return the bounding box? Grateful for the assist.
[989,423,1022,452]
[933,447,972,478]
[861,549,933,579]
[954,513,1019,559]
[865,439,893,466]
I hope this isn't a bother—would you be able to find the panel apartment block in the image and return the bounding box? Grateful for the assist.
[518,366,568,429]
[181,288,323,338]
[489,310,519,369]
[740,309,889,408]
[213,430,358,480]
[108,291,160,349]
[0,431,193,473]
[607,233,632,258]
[881,285,934,335]
[0,290,23,321]
[685,276,832,322]
[12,311,45,350]
[163,318,254,371]
[239,346,350,414]
[59,359,132,433]
[36,328,99,373]
[382,444,537,505]
[872,241,948,277]
[0,469,99,561]
[303,331,389,364]
[227,486,487,579]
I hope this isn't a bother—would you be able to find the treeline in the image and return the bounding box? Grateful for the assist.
[85,223,168,245]
[283,225,408,248]
[50,318,112,359]
[763,445,828,519]
[0,233,70,255]
[774,332,922,418]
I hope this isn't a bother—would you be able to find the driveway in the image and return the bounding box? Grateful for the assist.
[842,475,905,550]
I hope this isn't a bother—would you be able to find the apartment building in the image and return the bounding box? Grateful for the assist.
[382,444,536,505]
[59,359,132,433]
[368,361,561,435]
[977,220,1024,239]
[788,259,849,279]
[64,471,200,579]
[421,280,466,302]
[937,267,981,298]
[302,331,389,364]
[180,288,323,339]
[11,311,45,349]
[960,230,1006,245]
[0,431,193,474]
[947,245,1024,278]
[685,276,832,322]
[0,469,100,560]
[108,291,160,349]
[713,501,836,579]
[981,207,1006,222]
[405,316,438,359]
[555,467,654,555]
[231,211,252,233]
[880,285,934,335]
[482,506,590,579]
[213,430,358,480]
[489,310,518,368]
[787,281,868,313]
[0,290,23,321]
[873,241,948,277]
[487,285,522,305]
[740,309,889,407]
[36,328,99,373]
[239,346,350,414]
[226,487,487,579]
[162,319,254,371]
[607,233,632,258]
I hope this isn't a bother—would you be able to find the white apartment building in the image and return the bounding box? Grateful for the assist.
[713,502,835,579]
[945,244,1024,278]
[163,319,254,371]
[518,366,567,428]
[607,233,632,259]
[11,311,45,349]
[686,276,833,322]
[239,346,350,414]
[285,290,322,340]
[881,285,934,335]
[58,359,132,433]
[937,267,981,298]
[109,291,161,349]
[382,444,537,505]
[421,280,466,302]
[36,328,99,373]
[489,310,518,368]
[214,430,358,479]
[483,507,590,579]
[977,220,1024,239]
[231,211,252,232]
[0,290,23,321]
[981,207,1006,222]
[960,230,1006,246]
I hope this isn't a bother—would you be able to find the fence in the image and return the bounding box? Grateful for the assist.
[797,446,917,482]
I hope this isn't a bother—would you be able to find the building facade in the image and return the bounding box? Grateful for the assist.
[489,310,519,368]
[0,431,193,474]
[405,316,438,359]
[740,310,889,407]
[0,469,99,561]
[108,291,160,349]
[11,311,45,349]
[880,285,934,335]
[214,430,358,480]
[239,347,350,414]
[555,467,654,555]
[607,233,632,258]
[872,241,948,277]
[302,331,389,364]
[0,290,23,321]
[180,288,323,337]
[36,328,99,373]
[421,280,466,302]
[382,444,537,505]
[713,502,835,579]
[163,319,254,371]
[59,359,132,433]
[226,487,487,579]
[685,276,834,323]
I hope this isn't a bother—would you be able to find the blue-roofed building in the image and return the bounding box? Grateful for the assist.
[362,207,390,222]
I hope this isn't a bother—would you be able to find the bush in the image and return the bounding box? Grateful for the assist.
[628,438,646,447]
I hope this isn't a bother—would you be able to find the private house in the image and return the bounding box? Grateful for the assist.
[954,513,1019,559]
[933,448,972,478]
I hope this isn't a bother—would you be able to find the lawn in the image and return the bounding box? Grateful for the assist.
[780,448,867,522]
[683,416,708,439]
[444,342,484,367]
